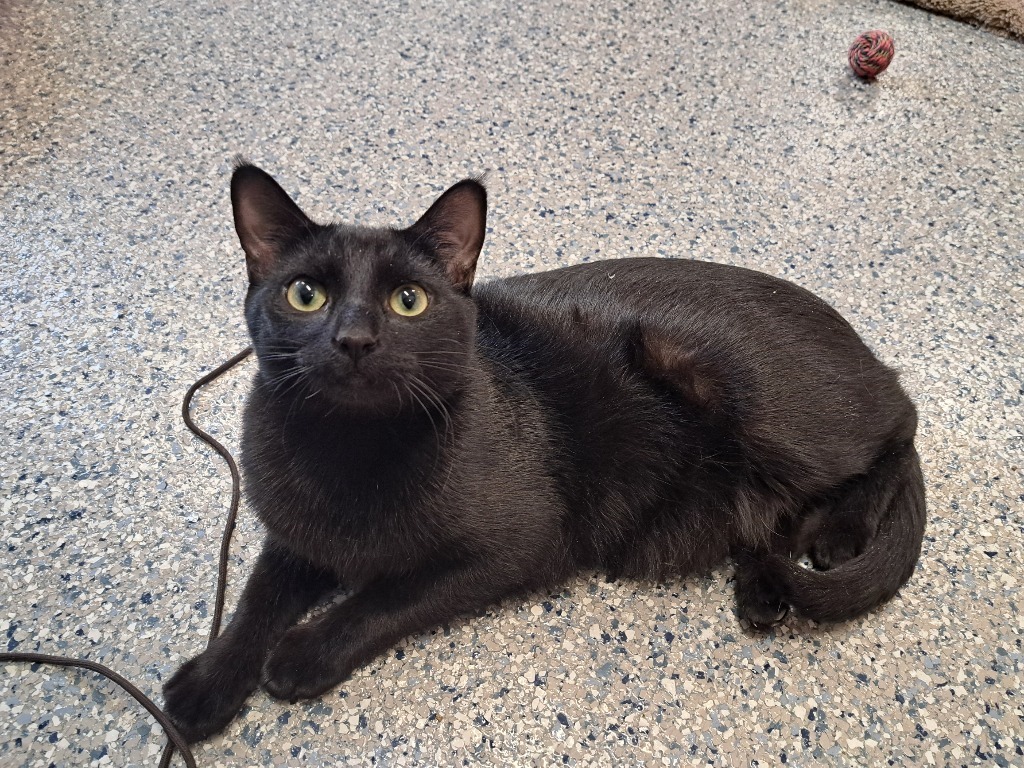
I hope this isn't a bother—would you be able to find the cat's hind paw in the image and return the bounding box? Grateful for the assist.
[736,592,790,630]
[809,519,870,570]
[732,552,791,631]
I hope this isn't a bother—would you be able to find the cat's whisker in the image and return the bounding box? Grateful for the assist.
[411,374,459,495]
[320,397,343,421]
[262,369,306,400]
[416,361,476,375]
[408,374,451,428]
[409,354,473,370]
[407,374,451,434]
[262,364,322,428]
[412,344,519,378]
[416,338,466,348]
[389,381,406,412]
[280,371,319,433]
[402,378,457,492]
[412,352,471,362]
[407,374,456,462]
[402,380,442,451]
[257,342,302,356]
[422,350,518,377]
[258,373,294,399]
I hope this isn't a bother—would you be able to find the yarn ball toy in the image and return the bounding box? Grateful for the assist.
[848,30,895,78]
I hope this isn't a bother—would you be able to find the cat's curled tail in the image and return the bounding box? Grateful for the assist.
[738,442,927,625]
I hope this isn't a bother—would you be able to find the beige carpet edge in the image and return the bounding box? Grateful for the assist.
[898,0,1024,39]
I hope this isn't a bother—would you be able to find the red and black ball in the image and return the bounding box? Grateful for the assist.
[849,30,895,79]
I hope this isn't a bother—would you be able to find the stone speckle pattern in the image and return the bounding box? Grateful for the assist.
[1,0,1022,765]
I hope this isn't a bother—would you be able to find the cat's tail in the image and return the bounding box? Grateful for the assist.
[745,442,927,624]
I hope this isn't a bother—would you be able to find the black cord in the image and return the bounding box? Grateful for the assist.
[0,652,198,768]
[178,346,254,643]
[0,346,254,768]
[158,345,252,767]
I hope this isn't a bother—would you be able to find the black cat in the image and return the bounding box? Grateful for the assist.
[163,162,926,742]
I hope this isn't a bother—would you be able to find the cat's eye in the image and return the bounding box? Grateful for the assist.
[285,278,328,312]
[389,284,429,317]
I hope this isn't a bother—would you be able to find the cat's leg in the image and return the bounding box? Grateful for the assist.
[630,326,727,414]
[732,550,790,630]
[163,541,336,742]
[808,451,904,569]
[732,443,925,626]
[262,563,521,701]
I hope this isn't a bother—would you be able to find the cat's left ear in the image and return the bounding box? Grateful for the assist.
[406,180,487,292]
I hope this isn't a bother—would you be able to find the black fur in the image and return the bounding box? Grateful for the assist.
[163,163,926,742]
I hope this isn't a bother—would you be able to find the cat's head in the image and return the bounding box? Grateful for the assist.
[231,161,486,417]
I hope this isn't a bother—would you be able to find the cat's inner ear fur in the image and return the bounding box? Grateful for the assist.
[406,180,487,292]
[231,162,316,284]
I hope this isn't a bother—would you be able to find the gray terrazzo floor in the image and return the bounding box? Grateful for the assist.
[2,0,1022,765]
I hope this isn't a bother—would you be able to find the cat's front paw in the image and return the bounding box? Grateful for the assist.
[163,648,260,743]
[262,623,351,702]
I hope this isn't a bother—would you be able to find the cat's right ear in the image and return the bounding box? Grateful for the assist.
[231,162,316,284]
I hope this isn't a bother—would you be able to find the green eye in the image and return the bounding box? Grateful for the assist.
[285,279,328,312]
[389,284,429,317]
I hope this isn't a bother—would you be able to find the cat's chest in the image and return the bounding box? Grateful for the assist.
[241,428,448,582]
[257,470,440,581]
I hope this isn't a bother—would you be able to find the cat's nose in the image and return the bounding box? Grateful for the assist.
[333,331,377,362]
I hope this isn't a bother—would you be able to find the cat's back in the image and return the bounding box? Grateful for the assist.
[473,257,915,475]
[473,257,871,373]
[475,257,850,339]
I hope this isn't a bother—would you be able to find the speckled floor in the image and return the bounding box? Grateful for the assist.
[1,0,1022,765]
